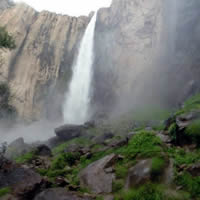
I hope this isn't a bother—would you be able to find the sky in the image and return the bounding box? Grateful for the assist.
[13,0,112,16]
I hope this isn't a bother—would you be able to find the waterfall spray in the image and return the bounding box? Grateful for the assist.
[63,13,97,124]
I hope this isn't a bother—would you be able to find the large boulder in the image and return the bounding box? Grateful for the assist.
[34,188,93,200]
[79,154,117,194]
[0,157,47,199]
[126,159,152,188]
[55,125,85,141]
[5,138,30,160]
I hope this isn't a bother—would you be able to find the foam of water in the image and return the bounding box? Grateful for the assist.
[63,13,97,124]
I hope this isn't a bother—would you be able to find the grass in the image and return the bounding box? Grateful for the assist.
[0,187,11,197]
[15,151,35,164]
[115,184,190,200]
[175,172,200,198]
[151,157,166,180]
[112,179,124,192]
[176,93,200,116]
[185,119,200,143]
[52,137,90,155]
[117,131,163,158]
[168,123,177,142]
[115,164,128,179]
[168,148,200,167]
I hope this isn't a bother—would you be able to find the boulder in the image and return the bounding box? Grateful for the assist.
[126,159,152,188]
[55,125,84,140]
[93,132,114,144]
[187,162,200,176]
[108,138,128,148]
[35,145,52,157]
[0,157,48,199]
[34,188,93,200]
[79,154,117,194]
[104,195,114,200]
[5,138,30,160]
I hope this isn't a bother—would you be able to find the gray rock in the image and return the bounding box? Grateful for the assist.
[5,138,30,160]
[34,188,93,200]
[79,154,117,194]
[55,125,84,141]
[126,159,152,188]
[35,145,52,157]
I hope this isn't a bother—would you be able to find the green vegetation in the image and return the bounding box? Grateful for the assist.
[168,123,177,142]
[175,172,200,198]
[0,187,11,197]
[15,151,35,164]
[151,157,166,180]
[0,26,16,49]
[118,131,163,158]
[115,164,128,179]
[185,119,200,143]
[176,93,200,116]
[115,184,188,200]
[112,179,124,192]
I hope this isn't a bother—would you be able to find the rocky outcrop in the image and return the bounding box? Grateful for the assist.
[79,154,117,194]
[34,188,93,200]
[0,1,89,121]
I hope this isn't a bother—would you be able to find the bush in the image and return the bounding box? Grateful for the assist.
[118,131,163,158]
[151,157,166,180]
[112,179,124,192]
[15,151,35,164]
[115,164,128,179]
[0,26,16,49]
[0,187,11,197]
[185,119,200,143]
[168,123,177,142]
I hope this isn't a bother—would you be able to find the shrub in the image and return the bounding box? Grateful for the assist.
[185,119,200,143]
[115,164,128,179]
[168,123,177,142]
[0,187,11,197]
[15,151,35,164]
[118,131,163,158]
[0,26,16,49]
[112,179,124,193]
[151,157,166,180]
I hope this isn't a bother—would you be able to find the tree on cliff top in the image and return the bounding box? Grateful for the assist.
[0,26,16,49]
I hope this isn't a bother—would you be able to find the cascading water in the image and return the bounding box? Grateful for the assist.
[63,13,97,124]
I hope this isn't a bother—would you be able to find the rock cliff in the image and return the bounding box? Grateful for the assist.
[0,0,200,121]
[0,2,89,121]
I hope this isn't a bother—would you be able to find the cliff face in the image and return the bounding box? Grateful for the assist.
[0,2,89,121]
[93,0,163,114]
[0,0,200,121]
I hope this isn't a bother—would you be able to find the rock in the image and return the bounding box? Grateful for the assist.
[156,132,172,144]
[35,145,52,157]
[64,144,82,154]
[187,163,200,176]
[127,132,137,139]
[5,138,30,160]
[34,188,93,200]
[163,159,174,185]
[1,194,18,200]
[55,124,84,141]
[84,121,95,129]
[93,132,114,144]
[126,159,152,188]
[46,137,62,148]
[79,154,117,194]
[54,177,70,187]
[108,138,128,148]
[0,157,48,199]
[104,195,114,200]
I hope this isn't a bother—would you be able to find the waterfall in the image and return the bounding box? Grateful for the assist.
[63,13,97,125]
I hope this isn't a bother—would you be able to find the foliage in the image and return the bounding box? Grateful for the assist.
[115,184,189,200]
[51,152,80,170]
[52,137,90,155]
[176,93,200,116]
[0,82,17,120]
[168,148,200,166]
[185,119,200,143]
[117,131,163,158]
[15,151,35,164]
[0,26,16,49]
[151,157,166,180]
[168,123,177,142]
[115,164,128,179]
[0,187,11,197]
[175,172,200,198]
[112,179,124,193]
